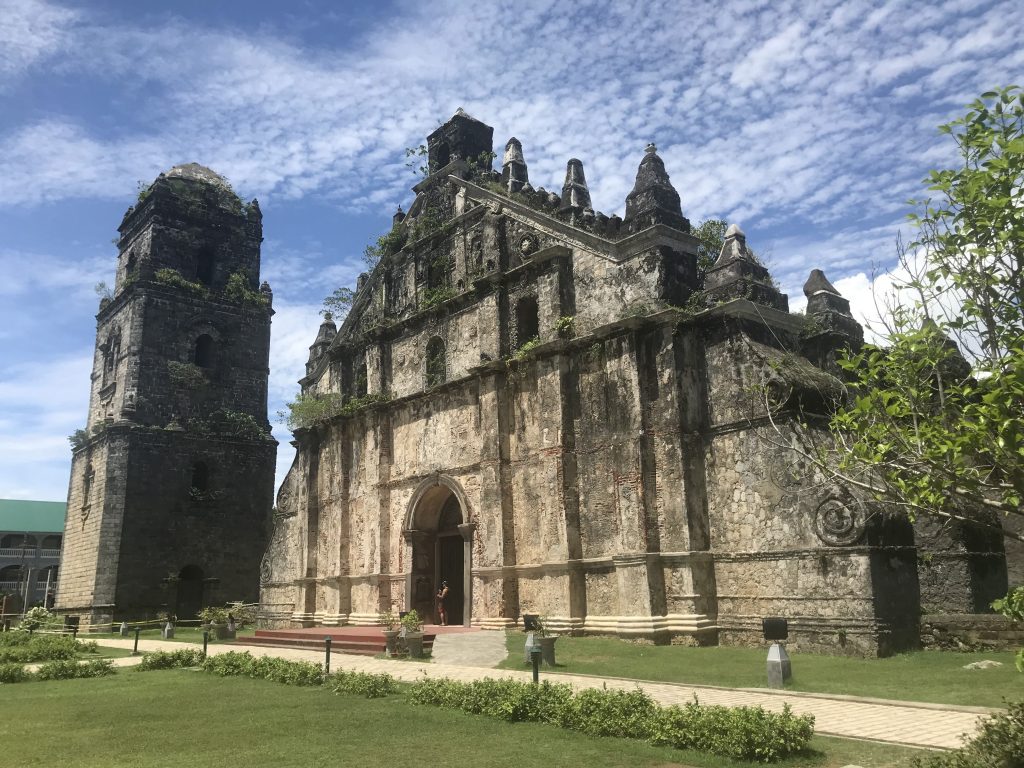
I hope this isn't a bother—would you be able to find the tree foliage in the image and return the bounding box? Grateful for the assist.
[692,218,728,278]
[827,87,1024,538]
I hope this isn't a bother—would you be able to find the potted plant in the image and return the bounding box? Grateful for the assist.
[199,606,231,640]
[530,616,557,667]
[379,611,400,657]
[401,609,424,658]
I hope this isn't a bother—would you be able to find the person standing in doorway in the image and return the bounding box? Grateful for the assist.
[436,580,449,626]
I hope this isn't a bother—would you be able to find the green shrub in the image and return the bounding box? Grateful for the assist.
[201,651,324,686]
[35,658,114,680]
[556,686,660,739]
[0,631,33,647]
[137,649,205,671]
[912,699,1024,768]
[408,677,814,762]
[329,669,399,698]
[201,651,256,677]
[0,662,29,683]
[250,656,324,686]
[650,700,815,762]
[19,607,54,631]
[0,634,82,664]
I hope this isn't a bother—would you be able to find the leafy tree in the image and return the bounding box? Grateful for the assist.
[692,218,728,277]
[821,87,1023,541]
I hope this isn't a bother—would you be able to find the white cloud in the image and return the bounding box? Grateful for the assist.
[0,0,78,79]
[0,353,91,500]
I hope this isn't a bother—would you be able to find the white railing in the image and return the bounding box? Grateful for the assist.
[0,548,61,558]
[0,581,58,593]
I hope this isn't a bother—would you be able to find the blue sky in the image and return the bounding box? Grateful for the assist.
[1,0,1022,502]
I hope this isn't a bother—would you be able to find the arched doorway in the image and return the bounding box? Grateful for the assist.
[406,479,470,626]
[175,565,204,620]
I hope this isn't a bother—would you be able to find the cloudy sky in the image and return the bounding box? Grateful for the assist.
[1,0,1021,502]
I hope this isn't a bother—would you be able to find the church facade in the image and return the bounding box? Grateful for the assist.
[260,110,1008,655]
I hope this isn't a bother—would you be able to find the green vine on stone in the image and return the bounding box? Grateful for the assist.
[155,268,209,298]
[554,316,575,338]
[167,361,208,390]
[422,286,455,311]
[224,271,268,308]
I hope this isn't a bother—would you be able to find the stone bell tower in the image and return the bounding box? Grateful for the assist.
[57,164,277,628]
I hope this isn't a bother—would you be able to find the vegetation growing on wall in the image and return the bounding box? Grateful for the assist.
[155,268,209,298]
[224,271,268,307]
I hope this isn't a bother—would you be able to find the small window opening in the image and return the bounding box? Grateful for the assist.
[515,295,540,349]
[355,363,368,398]
[190,461,209,493]
[195,248,215,285]
[82,463,95,506]
[435,142,450,169]
[194,335,214,368]
[426,336,446,388]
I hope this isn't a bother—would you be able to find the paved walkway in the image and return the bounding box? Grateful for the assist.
[430,629,508,666]
[95,637,987,751]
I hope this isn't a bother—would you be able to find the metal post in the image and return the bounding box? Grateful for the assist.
[72,627,78,640]
[325,636,332,676]
[202,630,209,658]
[530,646,541,684]
[132,626,141,655]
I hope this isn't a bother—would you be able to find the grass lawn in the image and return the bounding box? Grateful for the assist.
[0,668,929,768]
[500,632,1022,708]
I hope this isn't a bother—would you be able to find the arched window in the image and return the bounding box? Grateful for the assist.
[125,251,137,278]
[0,565,24,583]
[195,248,215,285]
[190,461,209,493]
[515,295,539,349]
[426,336,446,388]
[41,535,62,550]
[194,335,214,368]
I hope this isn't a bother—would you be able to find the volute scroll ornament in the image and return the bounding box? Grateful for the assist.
[812,490,866,546]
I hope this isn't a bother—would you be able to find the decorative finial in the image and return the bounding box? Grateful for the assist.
[645,143,657,154]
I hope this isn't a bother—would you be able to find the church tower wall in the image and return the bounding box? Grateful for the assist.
[57,164,277,629]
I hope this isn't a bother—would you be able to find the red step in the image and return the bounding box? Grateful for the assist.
[245,627,436,657]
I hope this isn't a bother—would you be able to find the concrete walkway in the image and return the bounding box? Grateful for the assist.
[429,629,508,666]
[95,637,987,751]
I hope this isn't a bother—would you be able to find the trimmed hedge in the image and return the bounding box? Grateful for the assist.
[137,649,205,670]
[912,699,1024,768]
[0,634,92,664]
[408,677,814,763]
[329,669,400,699]
[202,651,324,686]
[0,662,30,683]
[199,651,398,698]
[35,659,115,680]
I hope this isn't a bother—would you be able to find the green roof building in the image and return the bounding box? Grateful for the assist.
[0,499,67,613]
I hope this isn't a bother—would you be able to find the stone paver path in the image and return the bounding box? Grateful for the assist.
[429,629,507,666]
[96,638,988,751]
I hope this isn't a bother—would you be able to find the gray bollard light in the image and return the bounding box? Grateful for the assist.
[530,645,542,684]
[203,630,209,658]
[762,617,792,689]
[132,626,141,655]
[325,636,332,675]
